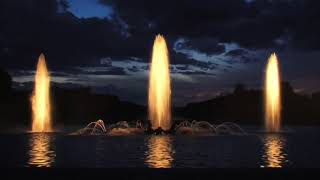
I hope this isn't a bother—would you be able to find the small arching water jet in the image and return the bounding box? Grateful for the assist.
[264,53,281,132]
[148,34,172,131]
[175,120,247,135]
[72,119,145,136]
[31,53,52,132]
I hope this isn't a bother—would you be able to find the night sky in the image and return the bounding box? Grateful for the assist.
[1,0,320,105]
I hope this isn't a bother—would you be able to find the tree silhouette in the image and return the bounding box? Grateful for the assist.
[0,68,12,99]
[233,83,247,95]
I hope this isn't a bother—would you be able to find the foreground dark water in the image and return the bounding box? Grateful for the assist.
[0,127,319,168]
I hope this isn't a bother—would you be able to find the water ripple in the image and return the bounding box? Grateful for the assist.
[27,133,56,167]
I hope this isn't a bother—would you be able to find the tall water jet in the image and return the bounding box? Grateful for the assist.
[264,53,281,132]
[148,34,171,130]
[31,53,52,132]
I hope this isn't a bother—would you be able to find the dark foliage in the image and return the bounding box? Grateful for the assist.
[0,70,319,129]
[179,82,320,125]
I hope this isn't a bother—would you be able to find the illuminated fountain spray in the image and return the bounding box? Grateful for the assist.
[75,34,247,136]
[148,34,172,130]
[265,53,281,132]
[31,53,52,132]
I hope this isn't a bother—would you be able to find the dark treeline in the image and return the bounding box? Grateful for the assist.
[178,82,320,126]
[0,69,146,129]
[0,68,320,128]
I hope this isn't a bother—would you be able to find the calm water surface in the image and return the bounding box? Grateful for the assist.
[0,127,319,168]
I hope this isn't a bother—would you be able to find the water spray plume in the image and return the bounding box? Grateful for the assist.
[31,53,52,132]
[148,34,172,130]
[265,53,281,132]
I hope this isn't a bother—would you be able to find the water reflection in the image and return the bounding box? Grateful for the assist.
[28,133,56,167]
[261,135,288,168]
[145,135,174,168]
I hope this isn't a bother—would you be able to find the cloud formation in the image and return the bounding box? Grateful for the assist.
[1,0,320,105]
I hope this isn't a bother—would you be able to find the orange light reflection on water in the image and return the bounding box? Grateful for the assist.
[261,135,288,168]
[145,136,174,168]
[28,133,55,167]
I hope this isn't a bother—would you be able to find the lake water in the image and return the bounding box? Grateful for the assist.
[0,127,319,168]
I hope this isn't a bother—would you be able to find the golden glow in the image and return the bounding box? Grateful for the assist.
[28,134,55,167]
[148,34,171,130]
[262,135,286,168]
[265,53,281,132]
[31,53,52,132]
[145,136,174,168]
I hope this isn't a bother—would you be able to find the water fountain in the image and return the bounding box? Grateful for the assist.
[175,120,247,135]
[31,53,52,132]
[73,119,107,135]
[148,34,172,132]
[265,53,281,132]
[73,35,247,136]
[74,119,247,136]
[72,119,145,136]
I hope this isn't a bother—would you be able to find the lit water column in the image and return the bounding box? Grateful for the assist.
[148,34,172,130]
[31,53,52,132]
[264,53,281,132]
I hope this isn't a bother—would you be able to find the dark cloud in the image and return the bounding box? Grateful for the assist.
[1,0,320,71]
[127,66,140,73]
[0,0,154,69]
[13,81,87,91]
[101,0,320,50]
[225,49,257,64]
[176,71,216,76]
[225,49,248,57]
[2,0,320,105]
[169,52,218,71]
[176,37,225,55]
[76,67,127,75]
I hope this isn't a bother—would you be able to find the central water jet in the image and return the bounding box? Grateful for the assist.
[148,34,172,131]
[264,53,281,132]
[31,53,52,132]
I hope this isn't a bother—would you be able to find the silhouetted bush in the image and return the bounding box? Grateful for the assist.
[1,70,320,128]
[0,68,12,99]
[179,81,320,125]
